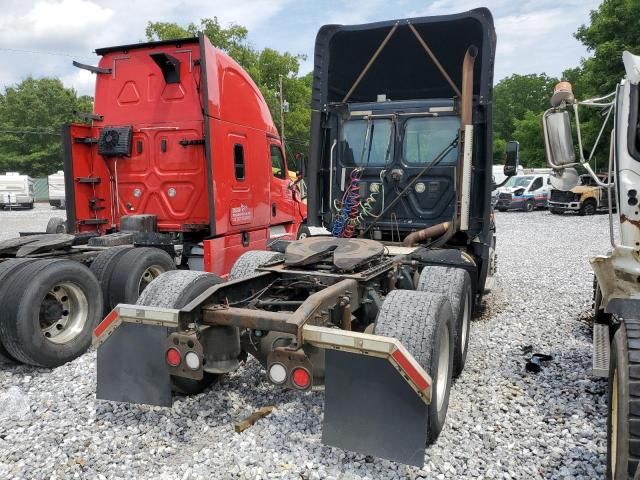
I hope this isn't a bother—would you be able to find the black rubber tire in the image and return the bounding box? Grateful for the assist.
[0,259,39,363]
[108,247,175,309]
[580,199,597,216]
[137,270,224,395]
[375,289,454,443]
[418,266,472,378]
[0,259,103,367]
[297,224,311,239]
[228,250,282,281]
[550,208,563,215]
[607,319,640,479]
[523,200,534,212]
[497,208,508,212]
[90,246,133,314]
[46,217,66,234]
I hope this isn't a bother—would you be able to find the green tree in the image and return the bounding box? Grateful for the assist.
[550,0,640,173]
[493,73,558,143]
[492,73,557,167]
[145,18,312,158]
[146,18,249,53]
[575,0,640,95]
[512,110,547,168]
[0,77,92,177]
[493,136,506,164]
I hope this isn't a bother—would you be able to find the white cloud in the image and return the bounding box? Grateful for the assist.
[0,0,607,95]
[0,0,114,50]
[0,0,295,94]
[60,68,95,96]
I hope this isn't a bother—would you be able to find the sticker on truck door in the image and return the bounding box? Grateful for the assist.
[230,203,252,225]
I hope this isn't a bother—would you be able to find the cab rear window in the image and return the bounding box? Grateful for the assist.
[403,116,459,165]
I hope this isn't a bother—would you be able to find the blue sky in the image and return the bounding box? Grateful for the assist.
[0,0,601,96]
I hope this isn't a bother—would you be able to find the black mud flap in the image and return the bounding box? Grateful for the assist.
[322,349,428,467]
[96,322,172,407]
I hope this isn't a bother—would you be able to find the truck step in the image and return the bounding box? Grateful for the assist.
[593,323,610,377]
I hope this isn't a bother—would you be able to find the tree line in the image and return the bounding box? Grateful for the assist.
[0,1,637,176]
[0,17,312,177]
[494,0,640,169]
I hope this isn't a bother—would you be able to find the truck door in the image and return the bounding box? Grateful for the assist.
[269,143,294,225]
[226,134,255,230]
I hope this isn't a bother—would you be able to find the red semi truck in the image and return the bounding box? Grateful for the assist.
[0,34,307,368]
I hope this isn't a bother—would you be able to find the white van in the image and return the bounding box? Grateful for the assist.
[48,170,66,209]
[0,172,34,209]
[492,165,524,206]
[494,173,551,212]
[492,164,524,186]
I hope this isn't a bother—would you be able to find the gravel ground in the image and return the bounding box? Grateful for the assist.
[0,208,612,479]
[0,203,66,241]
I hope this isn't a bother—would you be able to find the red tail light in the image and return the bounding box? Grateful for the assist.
[291,367,311,389]
[166,347,181,367]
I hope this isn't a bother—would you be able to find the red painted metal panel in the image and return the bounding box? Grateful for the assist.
[69,36,306,258]
[68,124,114,234]
[203,229,270,277]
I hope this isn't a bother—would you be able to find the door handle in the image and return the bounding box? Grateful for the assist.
[272,203,277,217]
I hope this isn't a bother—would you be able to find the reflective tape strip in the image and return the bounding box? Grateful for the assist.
[391,348,430,391]
[94,309,120,339]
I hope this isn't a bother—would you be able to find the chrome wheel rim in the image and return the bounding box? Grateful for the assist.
[137,265,165,295]
[436,324,451,412]
[39,282,89,344]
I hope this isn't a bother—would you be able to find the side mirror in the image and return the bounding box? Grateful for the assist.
[543,111,576,167]
[504,140,519,177]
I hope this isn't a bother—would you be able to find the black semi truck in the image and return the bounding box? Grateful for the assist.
[94,9,510,466]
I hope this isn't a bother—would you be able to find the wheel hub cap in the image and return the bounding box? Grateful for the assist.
[39,282,89,344]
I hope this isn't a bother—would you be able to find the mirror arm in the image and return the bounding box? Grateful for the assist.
[548,101,615,188]
[573,103,588,164]
[494,176,511,189]
[582,163,612,188]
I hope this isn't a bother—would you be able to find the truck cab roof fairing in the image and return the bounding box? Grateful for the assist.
[311,8,496,108]
[307,9,497,231]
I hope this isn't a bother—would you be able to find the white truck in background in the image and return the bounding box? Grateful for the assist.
[542,52,640,479]
[0,172,34,210]
[47,170,65,209]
